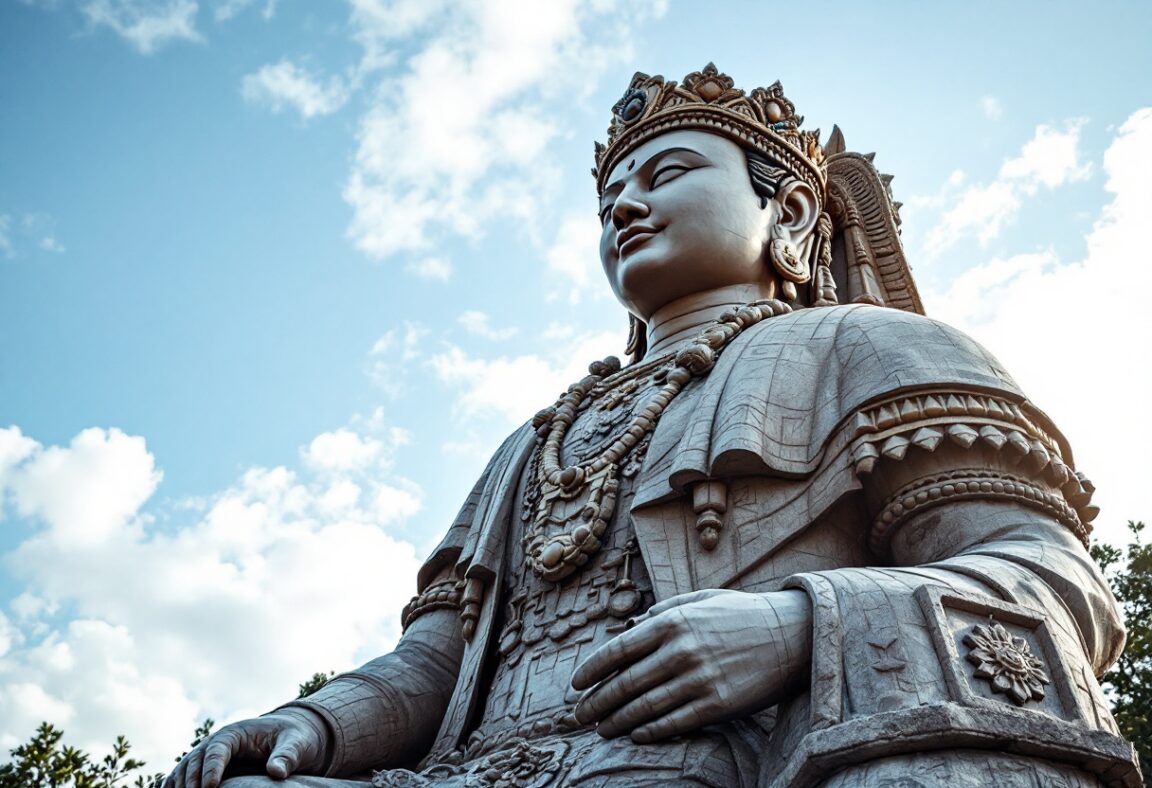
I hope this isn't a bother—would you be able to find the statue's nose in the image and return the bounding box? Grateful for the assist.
[612,186,650,231]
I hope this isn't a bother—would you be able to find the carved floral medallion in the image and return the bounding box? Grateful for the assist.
[963,620,1050,705]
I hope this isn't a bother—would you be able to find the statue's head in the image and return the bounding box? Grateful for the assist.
[593,65,833,346]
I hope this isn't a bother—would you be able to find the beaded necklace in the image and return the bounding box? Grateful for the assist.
[523,299,792,583]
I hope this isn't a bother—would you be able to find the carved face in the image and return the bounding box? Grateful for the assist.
[598,130,778,320]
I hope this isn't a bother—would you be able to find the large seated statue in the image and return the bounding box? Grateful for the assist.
[165,65,1140,787]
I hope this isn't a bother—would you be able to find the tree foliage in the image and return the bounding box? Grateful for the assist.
[1093,520,1152,781]
[0,723,149,788]
[0,670,333,787]
[297,671,334,699]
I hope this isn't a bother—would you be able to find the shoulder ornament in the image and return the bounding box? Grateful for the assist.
[846,390,1095,551]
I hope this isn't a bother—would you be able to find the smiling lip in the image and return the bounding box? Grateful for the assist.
[617,225,659,256]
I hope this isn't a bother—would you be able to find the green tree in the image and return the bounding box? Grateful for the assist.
[1093,520,1152,781]
[0,722,147,788]
[297,671,335,699]
[0,669,330,786]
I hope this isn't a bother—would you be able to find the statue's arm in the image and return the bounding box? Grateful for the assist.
[844,428,1122,674]
[281,590,465,777]
[883,497,1122,670]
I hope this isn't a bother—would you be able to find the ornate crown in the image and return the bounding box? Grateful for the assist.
[594,63,826,198]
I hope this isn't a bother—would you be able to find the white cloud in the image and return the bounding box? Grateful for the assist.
[999,119,1091,188]
[241,60,350,119]
[405,256,453,282]
[302,428,384,473]
[81,0,202,55]
[980,95,1002,120]
[0,216,12,259]
[342,0,664,260]
[925,107,1152,544]
[213,0,274,20]
[8,428,161,547]
[546,212,603,303]
[923,119,1091,257]
[429,329,621,425]
[38,237,65,253]
[365,322,428,395]
[0,420,425,769]
[457,310,518,341]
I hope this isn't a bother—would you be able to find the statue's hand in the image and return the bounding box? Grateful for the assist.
[571,588,812,743]
[162,708,329,788]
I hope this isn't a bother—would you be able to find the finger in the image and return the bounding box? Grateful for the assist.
[596,675,699,739]
[571,622,664,691]
[267,731,306,779]
[644,588,733,619]
[167,758,186,788]
[183,747,207,788]
[575,653,677,725]
[631,700,712,744]
[201,733,241,788]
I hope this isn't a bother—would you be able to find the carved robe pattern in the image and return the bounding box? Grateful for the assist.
[286,305,1139,788]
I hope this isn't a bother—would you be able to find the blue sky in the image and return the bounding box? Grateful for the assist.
[1,0,1150,771]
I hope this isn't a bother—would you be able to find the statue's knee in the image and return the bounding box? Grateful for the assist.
[220,776,369,788]
[818,751,1105,787]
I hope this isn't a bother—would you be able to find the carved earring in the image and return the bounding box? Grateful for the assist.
[625,314,647,364]
[768,224,810,301]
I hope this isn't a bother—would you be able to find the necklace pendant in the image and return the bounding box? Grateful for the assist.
[525,462,619,584]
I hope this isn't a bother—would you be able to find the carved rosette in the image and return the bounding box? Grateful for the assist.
[963,621,1050,706]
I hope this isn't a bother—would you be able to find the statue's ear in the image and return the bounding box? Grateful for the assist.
[774,179,820,244]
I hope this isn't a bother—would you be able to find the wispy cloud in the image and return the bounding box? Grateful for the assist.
[0,216,12,259]
[80,0,203,55]
[0,212,66,258]
[922,119,1091,257]
[241,60,351,119]
[980,95,1002,120]
[213,0,275,21]
[457,310,518,341]
[365,321,428,396]
[405,256,453,282]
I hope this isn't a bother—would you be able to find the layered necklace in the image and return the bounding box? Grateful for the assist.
[523,299,792,583]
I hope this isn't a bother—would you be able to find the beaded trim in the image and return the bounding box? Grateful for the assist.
[401,578,464,632]
[871,469,1086,553]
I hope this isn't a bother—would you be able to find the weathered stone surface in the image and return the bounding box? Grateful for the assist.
[167,64,1139,788]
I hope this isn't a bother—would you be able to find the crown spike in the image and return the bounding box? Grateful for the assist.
[825,125,846,156]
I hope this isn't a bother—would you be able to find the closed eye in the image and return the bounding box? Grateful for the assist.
[651,164,691,189]
[599,202,614,225]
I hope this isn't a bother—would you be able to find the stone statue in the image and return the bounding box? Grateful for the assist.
[164,65,1140,787]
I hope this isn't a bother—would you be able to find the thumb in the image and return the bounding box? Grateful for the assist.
[643,588,735,619]
[266,734,305,780]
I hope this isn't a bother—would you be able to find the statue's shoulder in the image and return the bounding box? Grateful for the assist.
[733,304,1023,406]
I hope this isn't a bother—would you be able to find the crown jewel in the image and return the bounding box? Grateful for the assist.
[594,63,826,197]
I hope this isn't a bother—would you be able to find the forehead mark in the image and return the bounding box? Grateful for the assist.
[627,159,636,172]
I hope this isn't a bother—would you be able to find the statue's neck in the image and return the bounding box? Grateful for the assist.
[644,283,777,358]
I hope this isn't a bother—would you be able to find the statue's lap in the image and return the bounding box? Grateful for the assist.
[221,738,1105,787]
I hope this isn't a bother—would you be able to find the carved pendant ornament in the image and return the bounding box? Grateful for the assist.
[963,620,1051,706]
[523,299,792,582]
